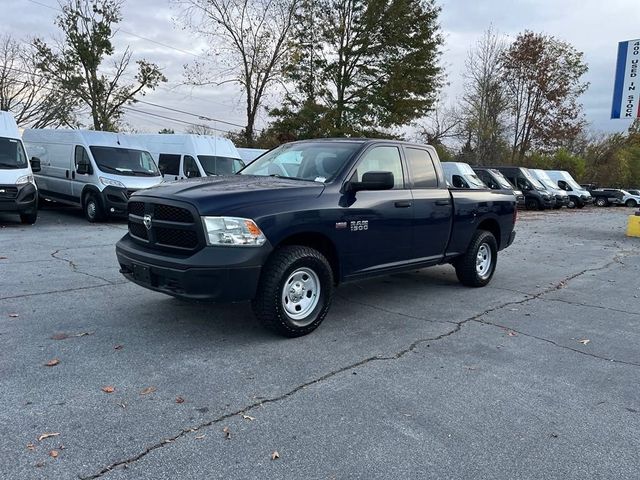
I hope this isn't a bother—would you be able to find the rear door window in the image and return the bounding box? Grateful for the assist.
[405,148,438,188]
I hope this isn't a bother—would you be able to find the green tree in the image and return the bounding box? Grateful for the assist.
[34,0,166,131]
[501,31,589,161]
[271,0,444,138]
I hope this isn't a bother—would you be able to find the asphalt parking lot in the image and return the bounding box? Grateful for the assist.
[1,205,639,479]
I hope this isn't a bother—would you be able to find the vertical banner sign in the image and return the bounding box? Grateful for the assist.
[611,39,640,119]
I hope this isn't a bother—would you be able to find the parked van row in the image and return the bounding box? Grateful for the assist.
[441,161,593,210]
[0,111,250,224]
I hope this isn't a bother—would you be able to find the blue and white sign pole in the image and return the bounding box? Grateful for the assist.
[611,39,640,119]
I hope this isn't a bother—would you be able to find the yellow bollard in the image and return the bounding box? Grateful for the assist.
[627,214,640,238]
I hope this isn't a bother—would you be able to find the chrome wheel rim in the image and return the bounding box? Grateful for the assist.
[476,243,492,279]
[281,267,321,325]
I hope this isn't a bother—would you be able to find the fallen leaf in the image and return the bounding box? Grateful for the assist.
[140,386,156,395]
[114,344,123,350]
[101,386,115,394]
[8,313,19,318]
[271,451,280,460]
[175,396,185,404]
[195,434,205,440]
[26,443,36,451]
[51,332,93,340]
[35,462,45,468]
[241,414,255,421]
[44,358,60,367]
[51,333,69,340]
[578,339,590,345]
[0,256,8,259]
[38,433,60,441]
[507,331,518,337]
[223,426,231,439]
[49,450,58,458]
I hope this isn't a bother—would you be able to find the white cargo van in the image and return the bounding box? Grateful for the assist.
[237,147,268,165]
[545,170,592,208]
[0,112,39,224]
[22,129,162,222]
[136,134,245,181]
[442,162,487,189]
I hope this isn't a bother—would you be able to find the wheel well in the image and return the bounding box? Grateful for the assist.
[277,233,340,283]
[478,218,501,249]
[81,186,100,207]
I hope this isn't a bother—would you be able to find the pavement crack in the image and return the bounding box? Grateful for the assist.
[0,282,127,301]
[541,297,640,317]
[473,318,640,367]
[51,249,116,284]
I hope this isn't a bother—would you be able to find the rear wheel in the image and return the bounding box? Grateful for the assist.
[575,200,585,209]
[455,230,498,287]
[595,197,608,207]
[84,192,105,222]
[626,199,638,208]
[252,245,334,337]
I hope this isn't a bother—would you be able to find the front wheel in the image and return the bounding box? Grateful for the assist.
[20,211,37,225]
[626,199,638,208]
[595,197,608,207]
[84,193,105,222]
[252,246,334,337]
[525,198,540,211]
[455,230,498,287]
[576,201,585,209]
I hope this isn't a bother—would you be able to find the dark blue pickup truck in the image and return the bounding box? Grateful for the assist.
[116,139,516,336]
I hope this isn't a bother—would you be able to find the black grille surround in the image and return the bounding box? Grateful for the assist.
[0,186,19,199]
[127,197,204,252]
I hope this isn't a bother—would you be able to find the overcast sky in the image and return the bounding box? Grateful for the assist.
[4,0,640,137]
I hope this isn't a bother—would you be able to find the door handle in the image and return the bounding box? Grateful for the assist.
[394,200,412,208]
[435,200,451,206]
[65,170,69,178]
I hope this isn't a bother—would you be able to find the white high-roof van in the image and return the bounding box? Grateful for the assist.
[237,147,268,165]
[545,170,592,208]
[0,112,39,224]
[136,134,244,181]
[441,162,487,189]
[22,129,162,222]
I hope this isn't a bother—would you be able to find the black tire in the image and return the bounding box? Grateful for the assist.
[20,211,37,225]
[626,199,638,208]
[252,245,334,337]
[525,198,540,210]
[84,192,105,222]
[454,230,498,288]
[576,201,585,209]
[595,197,608,207]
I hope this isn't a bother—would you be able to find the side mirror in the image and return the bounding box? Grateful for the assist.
[348,171,394,193]
[30,157,41,173]
[76,161,91,175]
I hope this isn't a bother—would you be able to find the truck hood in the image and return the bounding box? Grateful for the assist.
[133,174,325,214]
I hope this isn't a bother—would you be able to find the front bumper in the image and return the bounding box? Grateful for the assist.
[555,195,570,206]
[0,183,37,213]
[100,186,138,217]
[116,235,271,302]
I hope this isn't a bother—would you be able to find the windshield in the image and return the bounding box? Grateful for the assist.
[239,142,361,182]
[89,146,159,176]
[463,174,487,189]
[489,169,514,189]
[0,137,28,169]
[533,172,558,190]
[198,155,245,175]
[522,170,546,191]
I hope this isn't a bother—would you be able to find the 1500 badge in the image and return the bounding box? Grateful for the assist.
[350,220,368,231]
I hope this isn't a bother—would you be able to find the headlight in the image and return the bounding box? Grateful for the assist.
[15,175,34,185]
[100,177,125,188]
[202,216,267,246]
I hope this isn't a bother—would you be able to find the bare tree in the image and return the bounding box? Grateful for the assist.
[459,27,509,165]
[501,31,589,161]
[0,34,77,128]
[34,0,166,131]
[185,123,216,135]
[177,0,299,146]
[416,98,461,146]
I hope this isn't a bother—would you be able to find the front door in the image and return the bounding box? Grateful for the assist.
[340,145,413,275]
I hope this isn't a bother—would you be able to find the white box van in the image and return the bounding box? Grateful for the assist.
[237,147,268,165]
[545,170,592,208]
[22,129,162,222]
[136,134,245,181]
[0,112,39,224]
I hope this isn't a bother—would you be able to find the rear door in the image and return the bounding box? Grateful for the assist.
[404,147,452,262]
[341,145,413,275]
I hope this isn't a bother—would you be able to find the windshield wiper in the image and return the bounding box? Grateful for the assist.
[97,164,120,173]
[130,170,157,176]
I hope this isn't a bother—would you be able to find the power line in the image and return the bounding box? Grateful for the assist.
[135,99,245,128]
[121,106,234,134]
